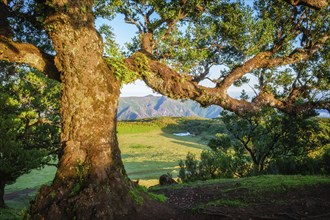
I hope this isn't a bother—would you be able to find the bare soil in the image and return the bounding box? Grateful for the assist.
[3,181,330,220]
[148,181,330,220]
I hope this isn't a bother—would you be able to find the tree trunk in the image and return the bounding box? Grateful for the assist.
[0,180,5,208]
[27,3,148,220]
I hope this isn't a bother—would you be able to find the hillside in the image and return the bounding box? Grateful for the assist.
[118,95,222,120]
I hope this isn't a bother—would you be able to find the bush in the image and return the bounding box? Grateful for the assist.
[179,150,252,182]
[266,156,326,175]
[179,153,199,182]
[321,148,330,174]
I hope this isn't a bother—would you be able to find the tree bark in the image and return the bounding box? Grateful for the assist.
[0,180,5,208]
[0,36,60,81]
[284,0,328,9]
[27,2,146,219]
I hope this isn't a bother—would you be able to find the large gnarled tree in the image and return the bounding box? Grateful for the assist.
[0,0,329,219]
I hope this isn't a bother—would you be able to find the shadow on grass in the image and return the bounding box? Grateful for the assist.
[124,161,179,180]
[159,117,225,150]
[160,132,207,151]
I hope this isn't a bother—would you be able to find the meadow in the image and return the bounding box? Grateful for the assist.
[117,117,222,186]
[3,117,223,213]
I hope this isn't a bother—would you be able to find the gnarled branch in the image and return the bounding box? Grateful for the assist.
[125,51,329,115]
[0,36,60,81]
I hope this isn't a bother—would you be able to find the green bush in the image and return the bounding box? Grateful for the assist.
[321,148,330,174]
[179,150,252,182]
[266,156,327,175]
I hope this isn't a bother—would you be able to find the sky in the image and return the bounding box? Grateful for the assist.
[98,12,256,98]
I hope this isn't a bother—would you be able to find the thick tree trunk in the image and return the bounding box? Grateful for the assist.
[0,180,5,208]
[28,3,148,220]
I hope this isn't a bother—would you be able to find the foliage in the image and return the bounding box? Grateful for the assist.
[266,146,330,175]
[320,148,330,174]
[106,0,330,113]
[208,109,327,174]
[178,149,253,182]
[178,110,329,182]
[0,64,60,206]
[99,24,139,84]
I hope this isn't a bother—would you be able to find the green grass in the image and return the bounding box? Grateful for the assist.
[3,117,212,211]
[117,122,160,134]
[118,118,213,182]
[156,175,330,191]
[235,175,330,194]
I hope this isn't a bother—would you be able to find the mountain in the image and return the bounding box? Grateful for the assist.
[118,95,222,120]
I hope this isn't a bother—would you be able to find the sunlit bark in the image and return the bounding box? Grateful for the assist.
[0,37,60,81]
[27,1,144,219]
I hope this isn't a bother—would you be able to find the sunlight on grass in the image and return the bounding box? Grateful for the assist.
[118,118,211,182]
[237,175,330,193]
[4,118,211,210]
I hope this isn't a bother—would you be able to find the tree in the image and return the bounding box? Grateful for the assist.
[0,0,328,219]
[0,64,60,208]
[209,109,325,174]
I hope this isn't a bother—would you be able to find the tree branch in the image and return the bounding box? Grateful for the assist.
[125,51,329,115]
[283,0,328,10]
[0,36,60,81]
[125,52,263,114]
[218,34,328,93]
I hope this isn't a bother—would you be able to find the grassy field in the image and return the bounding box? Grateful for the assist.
[2,117,220,216]
[118,118,213,185]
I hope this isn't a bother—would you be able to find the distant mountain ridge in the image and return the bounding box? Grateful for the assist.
[118,95,222,120]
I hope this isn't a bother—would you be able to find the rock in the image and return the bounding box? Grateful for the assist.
[159,174,177,186]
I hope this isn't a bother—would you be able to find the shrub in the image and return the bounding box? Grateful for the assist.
[321,148,330,174]
[266,156,326,175]
[178,150,251,182]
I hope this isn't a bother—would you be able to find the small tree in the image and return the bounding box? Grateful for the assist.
[209,109,324,174]
[0,65,60,208]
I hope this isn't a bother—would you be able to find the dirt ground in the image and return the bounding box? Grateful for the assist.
[149,182,330,220]
[3,181,330,220]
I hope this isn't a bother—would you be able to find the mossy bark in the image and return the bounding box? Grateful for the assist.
[28,2,143,219]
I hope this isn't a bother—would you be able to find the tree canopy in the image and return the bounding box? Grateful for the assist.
[0,63,60,207]
[1,0,329,115]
